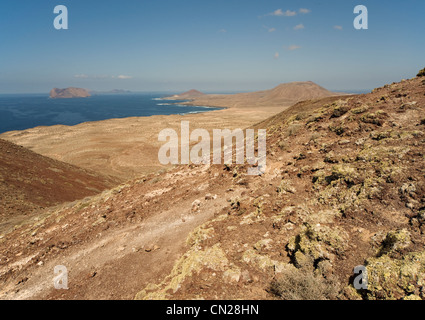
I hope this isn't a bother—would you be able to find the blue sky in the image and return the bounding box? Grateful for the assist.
[0,0,424,93]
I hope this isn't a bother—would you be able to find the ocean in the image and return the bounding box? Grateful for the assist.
[0,93,222,134]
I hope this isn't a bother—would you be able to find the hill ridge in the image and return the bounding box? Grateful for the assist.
[1,76,425,300]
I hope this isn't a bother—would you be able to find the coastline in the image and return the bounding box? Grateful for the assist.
[0,104,281,182]
[1,82,343,181]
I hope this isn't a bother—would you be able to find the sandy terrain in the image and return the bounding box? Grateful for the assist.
[0,81,338,182]
[0,108,274,182]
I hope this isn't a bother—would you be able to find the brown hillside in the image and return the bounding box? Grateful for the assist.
[1,77,424,300]
[0,139,119,226]
[165,89,206,100]
[261,81,336,102]
[184,81,340,109]
[174,89,206,99]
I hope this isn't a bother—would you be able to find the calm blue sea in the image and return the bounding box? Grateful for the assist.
[0,93,222,134]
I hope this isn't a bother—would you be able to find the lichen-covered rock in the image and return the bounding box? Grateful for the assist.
[223,267,242,283]
[135,244,228,300]
[351,105,368,114]
[364,251,425,300]
[186,225,215,247]
[277,180,296,194]
[403,295,422,300]
[378,229,411,256]
[399,183,417,198]
[287,223,348,268]
[253,239,273,252]
[330,164,359,185]
[331,102,350,118]
[242,248,289,274]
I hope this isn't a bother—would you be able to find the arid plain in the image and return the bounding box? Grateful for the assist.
[1,81,336,181]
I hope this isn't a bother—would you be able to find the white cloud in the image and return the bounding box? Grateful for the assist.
[74,74,89,79]
[117,75,133,79]
[334,25,343,30]
[299,8,311,14]
[288,45,301,51]
[268,9,297,17]
[271,9,284,16]
[219,29,227,33]
[274,52,279,59]
[263,8,309,18]
[282,9,297,16]
[293,24,305,30]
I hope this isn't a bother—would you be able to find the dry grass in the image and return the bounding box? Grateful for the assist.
[269,268,341,300]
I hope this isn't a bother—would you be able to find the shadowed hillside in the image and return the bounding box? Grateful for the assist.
[0,139,120,230]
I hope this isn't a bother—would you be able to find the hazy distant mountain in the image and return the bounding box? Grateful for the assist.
[167,89,206,99]
[50,87,91,99]
[254,81,337,104]
[181,81,340,109]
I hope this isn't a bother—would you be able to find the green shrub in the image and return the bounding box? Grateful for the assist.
[417,67,425,77]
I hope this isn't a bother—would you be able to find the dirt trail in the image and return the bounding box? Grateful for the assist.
[1,193,226,300]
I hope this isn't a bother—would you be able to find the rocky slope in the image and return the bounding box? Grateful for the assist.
[137,76,425,300]
[1,76,424,300]
[49,88,91,99]
[0,139,120,231]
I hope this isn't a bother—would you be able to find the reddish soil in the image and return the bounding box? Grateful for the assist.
[1,77,424,300]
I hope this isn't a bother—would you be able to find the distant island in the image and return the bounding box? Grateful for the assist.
[50,87,91,99]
